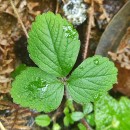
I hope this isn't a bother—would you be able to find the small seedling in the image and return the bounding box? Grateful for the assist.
[11,12,117,113]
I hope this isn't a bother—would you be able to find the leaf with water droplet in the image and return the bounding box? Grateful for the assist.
[28,12,80,77]
[93,59,99,65]
[11,67,64,112]
[63,25,77,39]
[25,78,48,99]
[67,55,117,104]
[95,94,130,130]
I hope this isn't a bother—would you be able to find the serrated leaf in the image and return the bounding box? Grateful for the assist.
[71,112,84,121]
[35,114,51,127]
[95,94,130,130]
[11,67,64,112]
[28,12,80,77]
[67,55,117,104]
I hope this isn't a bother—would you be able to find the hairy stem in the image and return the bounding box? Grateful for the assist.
[83,0,94,59]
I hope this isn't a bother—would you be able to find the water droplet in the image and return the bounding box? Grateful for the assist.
[70,63,73,67]
[79,66,84,69]
[26,78,48,98]
[93,59,99,65]
[63,25,76,39]
[93,94,100,100]
[40,84,48,92]
[112,117,120,128]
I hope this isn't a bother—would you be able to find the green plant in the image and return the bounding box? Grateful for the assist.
[11,12,117,113]
[78,123,86,130]
[94,93,130,130]
[63,99,93,128]
[35,114,51,127]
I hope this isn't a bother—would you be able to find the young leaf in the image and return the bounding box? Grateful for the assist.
[63,107,69,115]
[78,123,86,130]
[83,103,93,115]
[28,12,80,77]
[63,116,70,127]
[52,123,61,130]
[71,112,84,121]
[67,55,117,104]
[66,99,75,111]
[63,115,74,127]
[11,67,64,112]
[95,94,130,130]
[85,113,95,127]
[35,114,51,127]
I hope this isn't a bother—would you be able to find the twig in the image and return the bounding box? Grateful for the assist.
[9,0,29,38]
[81,118,93,130]
[52,110,62,123]
[0,122,6,130]
[83,0,94,59]
[55,0,60,14]
[62,0,66,4]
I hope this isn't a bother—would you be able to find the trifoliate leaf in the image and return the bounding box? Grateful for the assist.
[67,55,117,104]
[71,112,84,121]
[95,94,130,130]
[28,12,80,77]
[11,67,64,112]
[35,114,51,127]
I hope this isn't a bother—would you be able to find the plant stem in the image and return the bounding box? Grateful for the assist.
[55,0,60,14]
[81,118,93,130]
[9,0,29,38]
[83,0,94,59]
